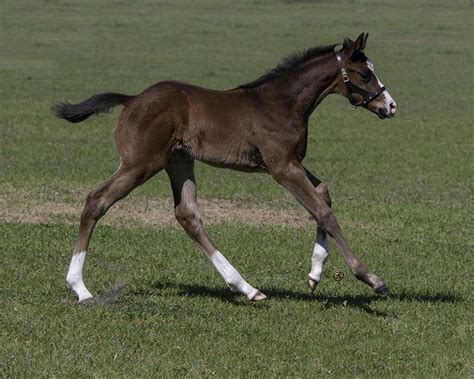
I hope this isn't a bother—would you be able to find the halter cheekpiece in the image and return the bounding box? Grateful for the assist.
[334,49,385,107]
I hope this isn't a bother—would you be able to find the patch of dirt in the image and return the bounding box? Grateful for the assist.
[0,186,311,228]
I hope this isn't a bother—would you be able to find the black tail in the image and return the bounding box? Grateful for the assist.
[52,92,134,123]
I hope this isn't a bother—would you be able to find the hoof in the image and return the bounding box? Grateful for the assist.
[79,296,95,305]
[251,291,267,301]
[374,284,390,297]
[308,276,319,292]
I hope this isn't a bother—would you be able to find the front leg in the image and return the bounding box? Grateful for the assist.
[305,168,331,290]
[270,160,389,295]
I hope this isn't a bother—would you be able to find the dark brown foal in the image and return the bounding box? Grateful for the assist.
[55,32,396,302]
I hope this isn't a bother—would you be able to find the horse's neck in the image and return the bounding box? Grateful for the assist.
[261,53,338,119]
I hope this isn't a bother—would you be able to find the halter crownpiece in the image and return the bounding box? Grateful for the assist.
[334,48,386,107]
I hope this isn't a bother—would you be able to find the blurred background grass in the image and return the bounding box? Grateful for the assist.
[1,0,472,205]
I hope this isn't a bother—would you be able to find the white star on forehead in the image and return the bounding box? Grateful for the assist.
[367,61,375,71]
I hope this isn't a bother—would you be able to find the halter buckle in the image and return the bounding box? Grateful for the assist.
[341,68,350,83]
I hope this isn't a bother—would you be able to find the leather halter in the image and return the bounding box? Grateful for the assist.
[334,49,385,107]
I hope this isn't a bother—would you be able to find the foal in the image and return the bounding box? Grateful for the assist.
[54,33,397,302]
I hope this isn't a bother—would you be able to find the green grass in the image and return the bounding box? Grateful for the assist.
[1,0,473,377]
[1,222,472,377]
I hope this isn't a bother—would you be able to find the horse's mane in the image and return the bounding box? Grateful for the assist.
[238,43,338,89]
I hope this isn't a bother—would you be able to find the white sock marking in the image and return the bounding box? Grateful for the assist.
[209,250,258,300]
[66,251,93,301]
[309,230,329,282]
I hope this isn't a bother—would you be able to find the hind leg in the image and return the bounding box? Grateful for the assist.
[166,151,266,300]
[67,163,160,301]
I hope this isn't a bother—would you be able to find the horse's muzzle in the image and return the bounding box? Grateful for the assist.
[377,101,397,119]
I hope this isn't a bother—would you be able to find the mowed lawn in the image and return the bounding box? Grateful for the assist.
[1,0,472,377]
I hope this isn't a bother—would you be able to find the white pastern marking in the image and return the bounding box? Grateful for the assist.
[66,251,93,301]
[309,230,329,282]
[209,250,258,299]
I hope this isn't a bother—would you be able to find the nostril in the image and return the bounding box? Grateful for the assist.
[390,102,397,111]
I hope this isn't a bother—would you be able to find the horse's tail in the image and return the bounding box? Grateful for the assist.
[52,92,134,123]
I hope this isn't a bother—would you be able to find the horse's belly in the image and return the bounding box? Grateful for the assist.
[173,139,267,172]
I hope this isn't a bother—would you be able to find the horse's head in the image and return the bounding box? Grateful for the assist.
[335,33,397,119]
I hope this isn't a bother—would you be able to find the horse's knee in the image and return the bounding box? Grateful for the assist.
[315,206,338,234]
[315,183,332,207]
[175,202,202,236]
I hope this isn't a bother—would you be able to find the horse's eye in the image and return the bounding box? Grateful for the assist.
[360,71,372,83]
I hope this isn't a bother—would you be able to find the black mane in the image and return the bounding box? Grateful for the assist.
[238,43,338,89]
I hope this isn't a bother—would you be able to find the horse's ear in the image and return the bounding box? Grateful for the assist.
[343,33,368,57]
[360,32,369,51]
[343,37,353,49]
[354,32,366,51]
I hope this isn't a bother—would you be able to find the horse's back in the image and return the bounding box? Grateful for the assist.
[115,80,262,170]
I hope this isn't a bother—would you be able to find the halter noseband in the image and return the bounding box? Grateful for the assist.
[334,49,385,107]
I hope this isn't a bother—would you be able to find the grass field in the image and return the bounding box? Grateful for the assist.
[1,0,473,377]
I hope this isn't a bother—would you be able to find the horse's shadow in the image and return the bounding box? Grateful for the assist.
[147,280,463,317]
[76,280,462,318]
